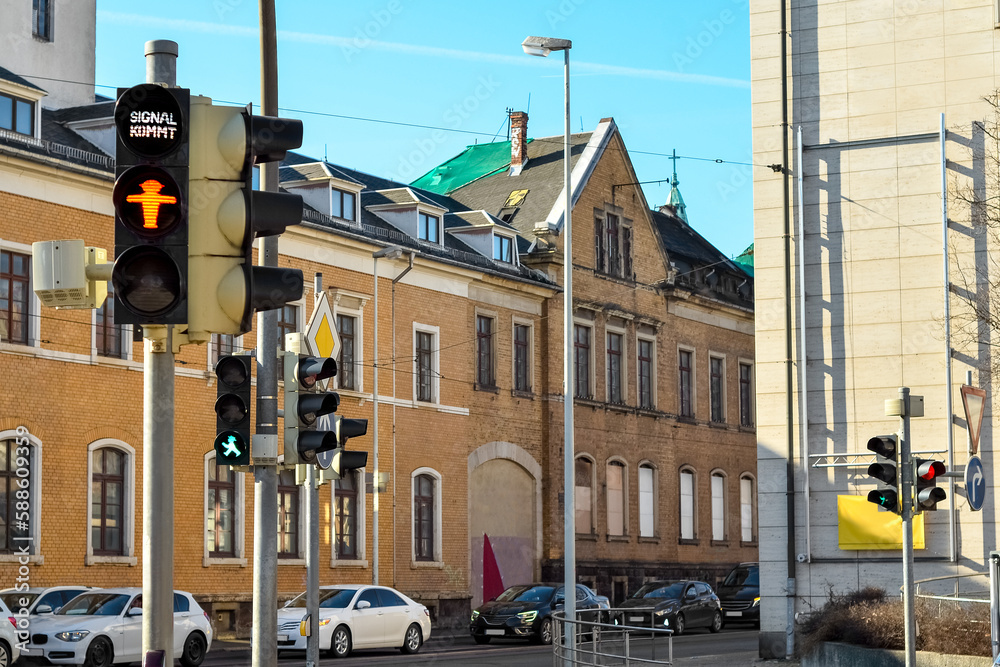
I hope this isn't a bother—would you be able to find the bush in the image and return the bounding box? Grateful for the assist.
[798,587,991,658]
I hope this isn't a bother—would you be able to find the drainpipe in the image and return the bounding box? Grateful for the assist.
[390,252,414,588]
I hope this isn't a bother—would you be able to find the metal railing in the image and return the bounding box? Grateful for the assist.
[552,608,674,666]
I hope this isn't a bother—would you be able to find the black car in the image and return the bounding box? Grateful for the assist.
[469,583,604,645]
[617,580,722,635]
[717,562,759,626]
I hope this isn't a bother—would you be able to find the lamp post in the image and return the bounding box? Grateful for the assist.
[372,244,404,585]
[522,35,574,662]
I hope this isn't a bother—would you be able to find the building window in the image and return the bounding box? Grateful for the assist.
[513,323,531,392]
[594,211,633,279]
[277,468,299,558]
[418,212,439,243]
[92,448,126,556]
[0,94,34,137]
[337,314,356,391]
[574,324,592,398]
[607,331,623,404]
[637,337,654,409]
[740,475,755,543]
[210,334,234,368]
[32,0,52,40]
[607,213,621,276]
[277,304,298,351]
[740,362,754,427]
[334,470,359,559]
[711,472,726,541]
[493,235,513,263]
[0,250,30,345]
[678,349,693,418]
[606,461,625,536]
[413,473,435,561]
[575,457,593,534]
[680,468,695,540]
[710,356,725,423]
[0,438,31,554]
[207,457,235,558]
[95,285,125,359]
[639,464,655,538]
[476,315,495,388]
[415,328,436,402]
[331,188,356,221]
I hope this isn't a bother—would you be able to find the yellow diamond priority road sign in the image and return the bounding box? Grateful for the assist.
[304,293,340,390]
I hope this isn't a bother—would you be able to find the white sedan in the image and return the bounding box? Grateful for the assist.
[0,595,21,667]
[276,584,431,658]
[20,588,212,666]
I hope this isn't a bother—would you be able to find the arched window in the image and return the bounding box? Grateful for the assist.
[679,467,696,540]
[638,463,656,538]
[207,457,235,558]
[277,468,300,558]
[606,460,627,536]
[575,457,594,534]
[413,473,436,561]
[740,474,756,543]
[92,448,125,556]
[335,470,359,559]
[711,471,727,542]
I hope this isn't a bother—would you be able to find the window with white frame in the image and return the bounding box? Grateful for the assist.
[606,330,624,404]
[739,361,754,427]
[637,335,655,409]
[337,314,357,391]
[0,433,36,554]
[639,464,655,538]
[679,467,695,540]
[276,303,299,351]
[87,441,136,563]
[95,284,128,359]
[710,355,725,423]
[418,212,439,243]
[277,468,300,559]
[205,453,242,560]
[334,469,360,559]
[740,475,755,543]
[575,457,594,534]
[475,314,496,389]
[331,187,356,221]
[0,93,35,136]
[606,460,626,536]
[513,320,532,393]
[493,234,514,263]
[711,472,726,541]
[414,324,439,403]
[412,468,442,563]
[1,249,31,345]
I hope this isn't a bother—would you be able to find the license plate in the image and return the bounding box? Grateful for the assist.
[629,616,644,622]
[725,611,742,617]
[21,648,41,656]
[485,629,505,636]
[277,634,289,641]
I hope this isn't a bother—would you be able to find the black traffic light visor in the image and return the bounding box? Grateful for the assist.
[216,355,251,388]
[867,435,897,459]
[298,357,337,388]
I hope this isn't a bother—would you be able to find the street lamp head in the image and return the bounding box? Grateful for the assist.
[373,245,404,260]
[521,36,572,57]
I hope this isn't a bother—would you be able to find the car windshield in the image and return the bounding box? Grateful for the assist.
[723,567,759,587]
[0,592,37,613]
[631,583,685,600]
[285,589,356,610]
[496,585,554,603]
[58,593,130,616]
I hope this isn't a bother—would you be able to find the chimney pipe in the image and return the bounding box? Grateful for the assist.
[510,111,528,176]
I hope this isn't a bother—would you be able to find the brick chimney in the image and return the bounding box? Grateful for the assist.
[509,111,528,176]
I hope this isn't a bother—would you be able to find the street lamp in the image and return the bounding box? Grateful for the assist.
[372,244,403,586]
[522,34,575,660]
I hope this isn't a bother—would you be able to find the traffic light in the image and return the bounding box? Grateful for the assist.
[186,96,306,342]
[112,84,190,325]
[914,458,947,512]
[283,350,340,465]
[866,434,901,514]
[329,416,369,479]
[214,354,252,466]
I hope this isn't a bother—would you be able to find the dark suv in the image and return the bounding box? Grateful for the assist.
[717,562,759,626]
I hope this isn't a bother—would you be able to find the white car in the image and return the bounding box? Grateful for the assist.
[0,586,93,616]
[0,595,21,667]
[276,584,431,658]
[20,588,212,666]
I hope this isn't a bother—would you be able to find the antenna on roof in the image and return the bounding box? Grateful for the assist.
[580,116,583,131]
[324,144,328,162]
[526,92,531,115]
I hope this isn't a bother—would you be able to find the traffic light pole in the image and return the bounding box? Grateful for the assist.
[306,275,322,667]
[899,387,917,667]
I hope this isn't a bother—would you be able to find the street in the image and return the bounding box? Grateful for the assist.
[201,627,760,666]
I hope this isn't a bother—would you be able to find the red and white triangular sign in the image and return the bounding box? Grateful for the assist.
[961,385,987,455]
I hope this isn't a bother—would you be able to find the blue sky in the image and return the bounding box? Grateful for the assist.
[95,0,753,259]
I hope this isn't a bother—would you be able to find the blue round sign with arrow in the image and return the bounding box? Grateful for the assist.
[966,455,987,512]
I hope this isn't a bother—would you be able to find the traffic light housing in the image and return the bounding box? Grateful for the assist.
[329,416,369,479]
[214,354,252,466]
[186,96,306,342]
[914,458,947,512]
[112,84,190,325]
[866,434,901,514]
[283,350,340,466]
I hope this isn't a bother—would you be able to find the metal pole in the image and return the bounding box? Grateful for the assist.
[372,255,380,586]
[990,550,999,660]
[304,276,322,667]
[253,2,279,665]
[941,112,958,563]
[561,46,576,667]
[900,386,917,667]
[141,41,177,665]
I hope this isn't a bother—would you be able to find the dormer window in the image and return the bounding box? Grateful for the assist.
[493,235,514,263]
[0,93,34,137]
[418,212,439,243]
[331,188,356,222]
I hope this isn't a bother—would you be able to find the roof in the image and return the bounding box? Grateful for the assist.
[362,187,444,209]
[279,160,364,187]
[411,138,534,194]
[734,243,754,276]
[0,105,114,176]
[0,64,46,94]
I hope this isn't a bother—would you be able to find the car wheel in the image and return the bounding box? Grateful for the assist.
[84,636,114,667]
[0,641,10,667]
[330,625,352,659]
[673,613,686,636]
[536,617,553,645]
[710,611,723,633]
[473,635,492,644]
[180,632,207,666]
[400,623,423,654]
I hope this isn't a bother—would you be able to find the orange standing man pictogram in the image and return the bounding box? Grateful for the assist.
[125,179,177,229]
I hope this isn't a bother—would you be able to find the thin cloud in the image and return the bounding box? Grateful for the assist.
[99,11,748,88]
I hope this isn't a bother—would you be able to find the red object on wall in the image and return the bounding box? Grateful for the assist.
[483,533,504,602]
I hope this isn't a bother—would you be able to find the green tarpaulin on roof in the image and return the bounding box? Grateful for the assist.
[411,139,532,195]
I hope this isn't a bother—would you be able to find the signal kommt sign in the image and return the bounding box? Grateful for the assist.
[114,84,189,161]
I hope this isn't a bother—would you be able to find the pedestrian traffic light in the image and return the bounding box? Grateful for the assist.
[329,416,369,479]
[283,350,340,465]
[914,458,947,512]
[866,434,901,514]
[214,354,252,466]
[186,96,305,342]
[111,84,190,325]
